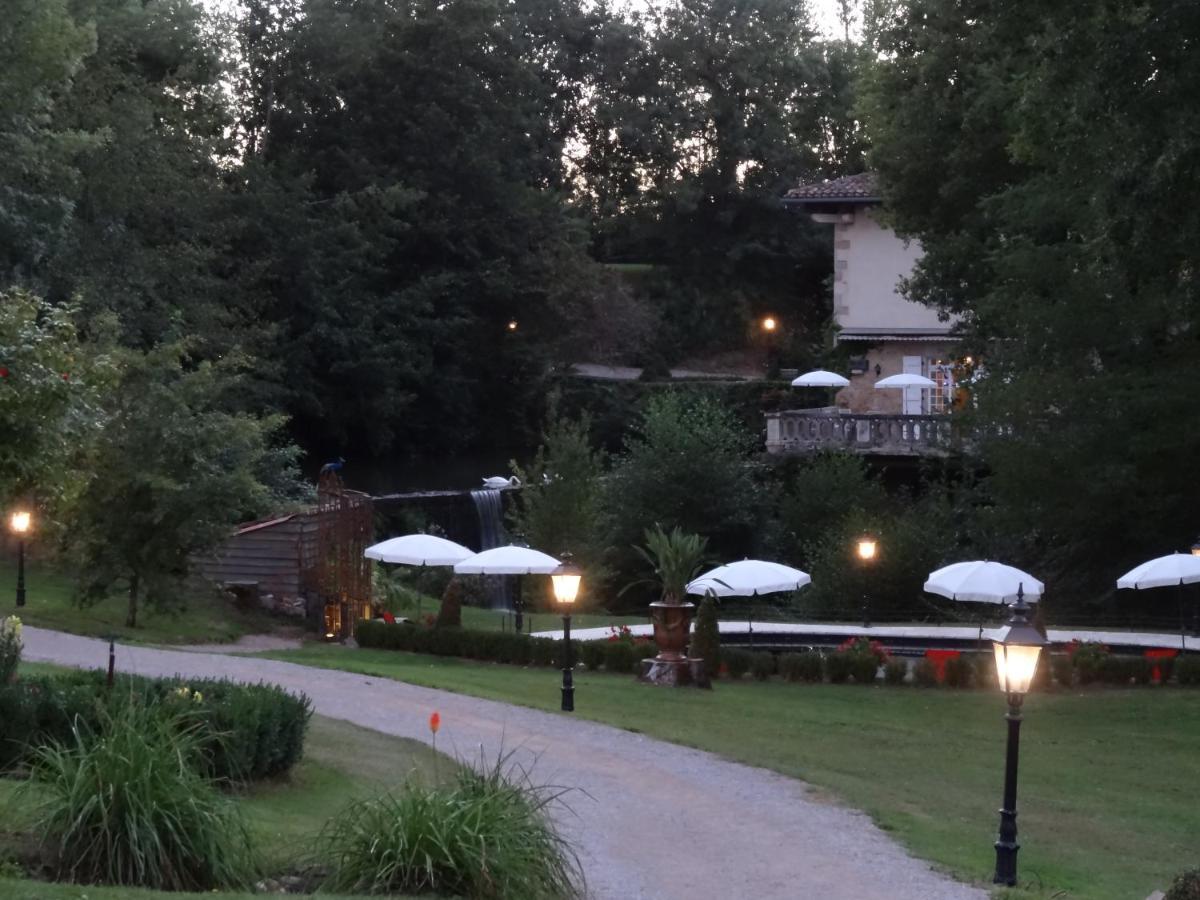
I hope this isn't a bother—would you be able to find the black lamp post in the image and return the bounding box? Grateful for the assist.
[552,559,582,712]
[990,586,1047,887]
[10,510,30,608]
[856,535,877,628]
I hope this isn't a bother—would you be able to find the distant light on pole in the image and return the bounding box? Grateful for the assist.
[1191,539,1200,558]
[10,510,31,608]
[856,535,876,628]
[761,316,778,333]
[507,320,518,332]
[552,558,582,712]
[990,585,1047,887]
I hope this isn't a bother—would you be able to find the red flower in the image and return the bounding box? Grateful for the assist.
[0,367,8,378]
[429,711,441,735]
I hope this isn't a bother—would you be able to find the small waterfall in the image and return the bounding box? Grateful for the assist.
[470,488,511,611]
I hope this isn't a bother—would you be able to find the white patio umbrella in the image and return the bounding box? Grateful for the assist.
[1116,553,1200,590]
[924,561,1044,605]
[364,534,474,566]
[874,373,936,389]
[687,559,811,597]
[454,545,561,575]
[1116,553,1200,651]
[791,369,850,388]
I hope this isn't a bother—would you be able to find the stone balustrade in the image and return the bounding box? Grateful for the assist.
[765,409,955,457]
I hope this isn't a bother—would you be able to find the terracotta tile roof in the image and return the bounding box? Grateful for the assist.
[783,172,879,203]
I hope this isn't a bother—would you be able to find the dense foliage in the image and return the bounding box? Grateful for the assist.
[862,0,1200,600]
[0,671,311,781]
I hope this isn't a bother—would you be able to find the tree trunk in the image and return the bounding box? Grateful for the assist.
[126,574,139,628]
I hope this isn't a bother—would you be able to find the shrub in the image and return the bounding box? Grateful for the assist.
[849,654,879,685]
[1069,641,1110,685]
[913,658,939,687]
[723,648,752,679]
[1166,866,1200,900]
[580,641,605,671]
[1051,654,1074,688]
[749,652,776,682]
[530,638,557,667]
[1176,656,1200,685]
[883,659,907,685]
[603,641,635,674]
[972,653,997,689]
[1154,655,1176,684]
[633,641,658,664]
[689,594,721,680]
[943,655,972,689]
[0,673,309,783]
[319,752,581,899]
[780,652,824,683]
[0,616,21,684]
[27,702,252,891]
[825,652,852,684]
[436,577,464,628]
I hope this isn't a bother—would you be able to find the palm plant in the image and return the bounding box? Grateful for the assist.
[626,525,709,606]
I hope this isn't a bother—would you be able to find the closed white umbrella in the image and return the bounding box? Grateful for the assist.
[875,373,936,389]
[791,369,850,388]
[365,534,474,566]
[1116,553,1200,590]
[687,559,811,597]
[924,561,1044,604]
[454,545,561,575]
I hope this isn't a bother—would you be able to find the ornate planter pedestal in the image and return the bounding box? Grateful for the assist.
[639,601,710,688]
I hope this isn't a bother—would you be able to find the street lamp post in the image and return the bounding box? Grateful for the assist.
[856,536,877,628]
[990,585,1047,887]
[10,511,31,608]
[551,559,582,712]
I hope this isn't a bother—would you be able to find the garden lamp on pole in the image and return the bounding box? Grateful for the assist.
[990,585,1047,887]
[10,510,30,608]
[552,558,582,712]
[856,535,877,628]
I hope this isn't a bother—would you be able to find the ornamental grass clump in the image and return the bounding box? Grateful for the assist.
[26,701,252,891]
[0,616,21,683]
[320,750,581,900]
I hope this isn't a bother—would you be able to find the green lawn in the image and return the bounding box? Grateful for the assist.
[0,706,440,900]
[262,644,1200,900]
[0,560,293,645]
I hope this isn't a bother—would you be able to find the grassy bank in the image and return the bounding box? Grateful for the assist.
[0,560,292,645]
[263,643,1200,899]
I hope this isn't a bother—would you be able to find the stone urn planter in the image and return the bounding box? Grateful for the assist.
[640,601,707,686]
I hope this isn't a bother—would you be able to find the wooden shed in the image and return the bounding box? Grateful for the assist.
[194,513,320,618]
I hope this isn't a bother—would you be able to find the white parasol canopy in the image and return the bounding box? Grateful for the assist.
[1116,553,1200,590]
[924,560,1044,605]
[791,369,850,388]
[875,373,936,389]
[454,545,561,575]
[687,559,811,597]
[365,534,473,566]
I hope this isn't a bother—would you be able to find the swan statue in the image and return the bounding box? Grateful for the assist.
[481,475,521,489]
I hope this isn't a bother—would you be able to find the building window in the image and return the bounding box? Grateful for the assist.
[927,360,956,414]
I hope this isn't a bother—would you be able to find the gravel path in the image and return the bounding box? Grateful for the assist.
[23,627,986,900]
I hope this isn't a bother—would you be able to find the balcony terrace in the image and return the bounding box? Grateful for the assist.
[765,408,954,457]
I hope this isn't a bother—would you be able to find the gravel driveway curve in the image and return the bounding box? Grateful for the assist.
[23,627,986,900]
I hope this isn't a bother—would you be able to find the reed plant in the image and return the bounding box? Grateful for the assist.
[320,749,581,899]
[25,701,253,891]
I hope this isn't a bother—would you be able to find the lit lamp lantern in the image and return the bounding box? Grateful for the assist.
[990,585,1047,887]
[552,559,582,712]
[856,535,877,627]
[10,510,31,608]
[1191,539,1200,558]
[761,316,778,332]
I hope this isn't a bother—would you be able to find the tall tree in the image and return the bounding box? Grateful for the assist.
[862,0,1200,602]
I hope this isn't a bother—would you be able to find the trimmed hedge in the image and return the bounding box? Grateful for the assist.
[0,670,310,783]
[356,619,577,671]
[749,652,776,682]
[779,652,824,683]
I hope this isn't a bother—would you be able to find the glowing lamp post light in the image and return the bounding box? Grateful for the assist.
[990,586,1047,887]
[10,510,31,608]
[856,535,877,628]
[552,559,582,712]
